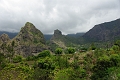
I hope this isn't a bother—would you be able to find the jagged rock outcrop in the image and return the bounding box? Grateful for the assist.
[83,18,120,42]
[12,22,47,56]
[49,29,77,51]
[0,34,11,54]
[0,33,10,44]
[51,29,63,40]
[50,29,66,48]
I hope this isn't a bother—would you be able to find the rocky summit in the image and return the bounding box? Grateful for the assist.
[0,33,10,44]
[51,29,62,40]
[49,29,77,50]
[12,22,47,56]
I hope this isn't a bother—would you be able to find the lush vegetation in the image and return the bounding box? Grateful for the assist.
[0,40,120,80]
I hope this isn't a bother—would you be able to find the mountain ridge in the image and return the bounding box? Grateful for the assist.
[83,18,120,42]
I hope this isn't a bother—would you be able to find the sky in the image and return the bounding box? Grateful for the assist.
[0,0,120,34]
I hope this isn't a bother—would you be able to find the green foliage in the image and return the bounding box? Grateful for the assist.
[0,53,5,63]
[91,53,120,80]
[55,55,69,68]
[112,45,119,52]
[1,39,120,80]
[11,41,15,47]
[26,55,36,61]
[37,50,50,58]
[110,54,120,66]
[31,57,55,80]
[66,47,75,54]
[114,40,120,47]
[91,56,110,79]
[54,68,86,80]
[0,63,33,80]
[79,47,87,52]
[37,57,55,70]
[32,68,52,80]
[89,43,96,50]
[0,53,6,69]
[55,48,63,55]
[106,67,120,80]
[13,55,22,63]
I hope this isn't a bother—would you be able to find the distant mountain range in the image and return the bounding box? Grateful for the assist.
[0,18,120,44]
[0,31,18,39]
[0,31,85,41]
[0,18,120,57]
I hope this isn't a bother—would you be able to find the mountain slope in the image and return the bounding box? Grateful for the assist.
[12,22,47,56]
[50,29,67,48]
[83,18,120,42]
[47,29,78,52]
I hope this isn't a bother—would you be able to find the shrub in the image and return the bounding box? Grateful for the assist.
[38,50,50,58]
[66,47,75,54]
[37,57,55,70]
[13,55,22,63]
[55,48,63,55]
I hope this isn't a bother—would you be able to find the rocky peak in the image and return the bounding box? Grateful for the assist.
[54,29,62,36]
[0,33,10,43]
[12,22,47,56]
[15,22,45,44]
[51,29,62,40]
[21,22,36,32]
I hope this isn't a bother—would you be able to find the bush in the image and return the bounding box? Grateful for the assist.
[91,55,111,79]
[26,55,37,61]
[110,54,120,66]
[55,48,63,55]
[13,55,22,63]
[37,57,55,70]
[91,54,120,80]
[38,50,50,58]
[66,47,75,54]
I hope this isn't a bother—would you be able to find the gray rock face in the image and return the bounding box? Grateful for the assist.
[54,29,62,37]
[0,33,10,43]
[51,29,62,40]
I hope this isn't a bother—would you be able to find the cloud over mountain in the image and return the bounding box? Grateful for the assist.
[0,0,120,34]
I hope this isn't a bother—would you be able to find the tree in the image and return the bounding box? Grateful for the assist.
[37,57,55,70]
[38,50,50,58]
[55,48,63,68]
[89,43,96,50]
[0,53,6,69]
[55,48,63,55]
[13,55,22,63]
[32,57,55,80]
[114,40,120,47]
[66,47,75,54]
[11,41,15,48]
[1,43,6,52]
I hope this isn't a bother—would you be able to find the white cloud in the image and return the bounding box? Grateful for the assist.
[0,0,120,34]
